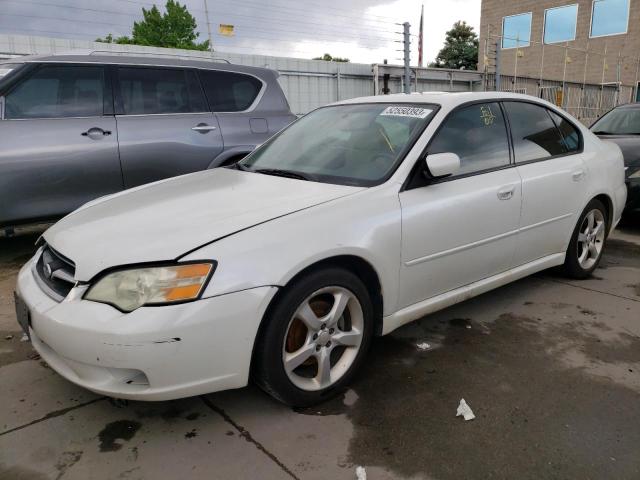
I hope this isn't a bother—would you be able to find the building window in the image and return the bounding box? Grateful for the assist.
[502,13,532,49]
[544,4,579,44]
[590,0,630,38]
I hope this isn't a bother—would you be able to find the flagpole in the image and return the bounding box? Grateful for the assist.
[418,4,424,67]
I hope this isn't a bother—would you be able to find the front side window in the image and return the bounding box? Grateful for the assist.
[544,4,579,43]
[5,65,104,119]
[199,70,262,112]
[504,102,567,163]
[428,102,510,176]
[591,107,640,135]
[239,103,435,186]
[590,0,630,37]
[502,12,532,48]
[117,67,206,115]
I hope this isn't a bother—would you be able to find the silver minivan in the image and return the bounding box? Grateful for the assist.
[0,53,296,228]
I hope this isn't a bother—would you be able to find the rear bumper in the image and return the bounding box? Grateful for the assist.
[16,258,278,400]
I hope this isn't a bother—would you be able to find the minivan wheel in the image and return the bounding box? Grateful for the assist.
[252,268,374,407]
[562,199,607,279]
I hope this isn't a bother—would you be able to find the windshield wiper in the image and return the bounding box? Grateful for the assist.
[228,162,250,171]
[254,168,314,181]
[592,130,615,135]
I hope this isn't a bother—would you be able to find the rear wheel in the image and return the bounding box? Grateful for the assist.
[252,268,374,407]
[562,199,607,279]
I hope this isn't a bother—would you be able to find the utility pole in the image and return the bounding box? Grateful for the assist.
[203,0,214,53]
[495,40,501,91]
[403,22,411,94]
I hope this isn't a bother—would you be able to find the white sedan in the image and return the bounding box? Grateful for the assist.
[15,92,626,406]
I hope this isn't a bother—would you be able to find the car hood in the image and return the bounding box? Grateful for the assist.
[44,168,363,281]
[597,135,640,168]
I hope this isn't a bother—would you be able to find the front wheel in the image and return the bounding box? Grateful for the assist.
[562,199,607,279]
[252,268,374,407]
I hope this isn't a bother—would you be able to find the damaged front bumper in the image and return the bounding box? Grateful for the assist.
[15,256,278,400]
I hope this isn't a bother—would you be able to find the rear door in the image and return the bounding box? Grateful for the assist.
[114,66,223,188]
[0,63,122,226]
[503,101,588,266]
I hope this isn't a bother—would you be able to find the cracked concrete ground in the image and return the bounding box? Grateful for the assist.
[1,218,639,480]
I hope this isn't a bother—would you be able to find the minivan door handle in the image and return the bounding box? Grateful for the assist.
[192,123,217,133]
[81,127,111,139]
[497,185,516,201]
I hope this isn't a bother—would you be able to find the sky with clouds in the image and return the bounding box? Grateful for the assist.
[0,0,481,65]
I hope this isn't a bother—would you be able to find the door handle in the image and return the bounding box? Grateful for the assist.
[572,170,585,182]
[497,185,516,201]
[192,123,217,133]
[81,127,111,138]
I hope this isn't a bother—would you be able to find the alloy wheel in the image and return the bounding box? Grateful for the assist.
[577,208,605,270]
[282,286,364,391]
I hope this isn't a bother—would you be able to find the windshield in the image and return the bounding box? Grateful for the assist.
[239,103,436,186]
[0,63,22,79]
[591,107,640,135]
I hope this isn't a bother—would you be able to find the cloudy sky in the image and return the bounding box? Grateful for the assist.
[0,0,481,65]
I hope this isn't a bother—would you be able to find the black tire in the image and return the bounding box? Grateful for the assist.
[252,267,374,407]
[562,199,608,279]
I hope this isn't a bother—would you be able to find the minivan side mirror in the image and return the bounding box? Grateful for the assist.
[424,152,460,179]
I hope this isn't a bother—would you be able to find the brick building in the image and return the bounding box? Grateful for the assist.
[479,0,640,101]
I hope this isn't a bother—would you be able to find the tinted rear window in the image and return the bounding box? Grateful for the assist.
[504,102,567,162]
[117,67,207,115]
[199,70,262,112]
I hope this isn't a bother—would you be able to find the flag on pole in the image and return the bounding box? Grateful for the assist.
[418,4,424,67]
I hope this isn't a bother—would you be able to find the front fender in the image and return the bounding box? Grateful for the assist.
[182,185,403,316]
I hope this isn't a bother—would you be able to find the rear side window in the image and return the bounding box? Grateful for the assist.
[429,102,511,176]
[504,102,567,162]
[548,110,581,152]
[199,70,262,112]
[117,67,207,115]
[5,65,104,119]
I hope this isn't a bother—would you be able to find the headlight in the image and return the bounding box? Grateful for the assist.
[84,262,215,312]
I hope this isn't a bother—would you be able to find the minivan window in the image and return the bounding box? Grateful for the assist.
[428,102,510,176]
[199,70,262,112]
[117,67,207,115]
[504,102,567,162]
[5,65,104,119]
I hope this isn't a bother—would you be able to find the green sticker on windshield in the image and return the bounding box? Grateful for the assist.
[380,106,431,119]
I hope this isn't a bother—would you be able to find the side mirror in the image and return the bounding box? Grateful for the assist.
[424,152,460,179]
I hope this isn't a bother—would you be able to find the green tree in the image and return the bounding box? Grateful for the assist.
[313,53,349,62]
[432,21,478,70]
[96,0,209,51]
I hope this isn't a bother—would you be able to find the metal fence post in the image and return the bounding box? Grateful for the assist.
[403,22,411,94]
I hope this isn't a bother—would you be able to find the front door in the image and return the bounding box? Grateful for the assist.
[0,63,122,225]
[114,66,224,188]
[398,102,522,308]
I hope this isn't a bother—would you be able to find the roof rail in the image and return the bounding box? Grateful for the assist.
[86,49,231,64]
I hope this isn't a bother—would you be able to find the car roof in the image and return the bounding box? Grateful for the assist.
[0,53,278,78]
[330,91,563,111]
[612,102,640,109]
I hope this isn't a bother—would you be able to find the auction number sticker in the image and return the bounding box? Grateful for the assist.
[380,106,432,119]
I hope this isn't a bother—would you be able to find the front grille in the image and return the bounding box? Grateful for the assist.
[35,244,76,301]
